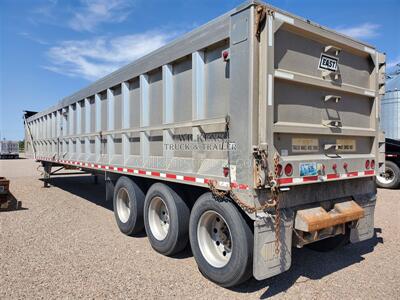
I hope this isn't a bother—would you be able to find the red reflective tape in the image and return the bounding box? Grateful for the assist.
[230,182,239,188]
[303,175,318,182]
[278,178,293,184]
[38,158,251,189]
[347,172,358,177]
[183,176,196,182]
[327,173,340,179]
[238,184,249,190]
[364,170,375,175]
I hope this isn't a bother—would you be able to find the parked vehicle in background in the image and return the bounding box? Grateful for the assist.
[23,1,385,287]
[376,138,400,189]
[0,140,19,159]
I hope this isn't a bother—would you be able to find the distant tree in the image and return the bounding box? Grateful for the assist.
[19,140,25,152]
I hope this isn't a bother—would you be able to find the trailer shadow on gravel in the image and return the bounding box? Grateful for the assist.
[233,229,383,298]
[44,174,113,211]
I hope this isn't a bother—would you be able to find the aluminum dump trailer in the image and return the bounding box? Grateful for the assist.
[24,1,385,287]
[0,141,19,159]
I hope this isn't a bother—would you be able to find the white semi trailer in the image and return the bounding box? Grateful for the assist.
[0,141,19,159]
[24,1,385,287]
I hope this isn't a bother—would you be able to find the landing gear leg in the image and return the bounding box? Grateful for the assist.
[43,162,52,188]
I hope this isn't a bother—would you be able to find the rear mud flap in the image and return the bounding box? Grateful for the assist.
[253,209,294,280]
[350,200,376,243]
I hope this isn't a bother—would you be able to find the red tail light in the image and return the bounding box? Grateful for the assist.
[284,164,293,176]
[222,50,230,61]
[223,167,229,177]
[371,160,375,169]
[276,164,283,176]
[365,160,370,169]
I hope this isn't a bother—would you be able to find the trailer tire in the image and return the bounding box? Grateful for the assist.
[113,176,145,236]
[376,161,400,189]
[144,183,190,256]
[189,193,253,287]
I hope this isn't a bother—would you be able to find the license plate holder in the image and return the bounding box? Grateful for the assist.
[299,162,318,177]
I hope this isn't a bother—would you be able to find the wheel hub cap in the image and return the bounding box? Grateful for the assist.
[197,210,232,268]
[148,196,170,241]
[377,168,395,184]
[116,188,130,223]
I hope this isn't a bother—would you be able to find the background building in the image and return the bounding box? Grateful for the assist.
[381,65,400,139]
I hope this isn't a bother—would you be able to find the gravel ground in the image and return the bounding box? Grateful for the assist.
[1,158,399,299]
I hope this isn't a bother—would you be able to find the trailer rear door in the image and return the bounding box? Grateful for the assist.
[264,10,385,186]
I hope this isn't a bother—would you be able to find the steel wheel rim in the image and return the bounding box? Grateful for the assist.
[148,196,170,241]
[116,187,130,223]
[197,210,232,268]
[377,168,395,185]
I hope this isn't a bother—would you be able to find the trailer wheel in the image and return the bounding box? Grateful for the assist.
[144,183,190,256]
[189,193,253,287]
[376,161,400,189]
[113,176,145,236]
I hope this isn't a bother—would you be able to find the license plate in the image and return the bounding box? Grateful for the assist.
[318,54,338,72]
[299,162,318,177]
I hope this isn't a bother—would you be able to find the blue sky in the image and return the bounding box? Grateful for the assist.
[1,0,399,140]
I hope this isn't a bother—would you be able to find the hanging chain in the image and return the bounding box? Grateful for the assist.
[207,153,282,254]
[208,181,277,213]
[271,154,281,255]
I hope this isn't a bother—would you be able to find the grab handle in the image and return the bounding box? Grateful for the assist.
[324,95,341,103]
[322,119,342,128]
[324,45,341,56]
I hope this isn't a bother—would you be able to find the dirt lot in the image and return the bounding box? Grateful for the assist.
[1,158,399,299]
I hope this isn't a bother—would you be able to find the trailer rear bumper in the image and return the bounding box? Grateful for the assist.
[253,194,376,281]
[295,200,364,232]
[292,200,364,247]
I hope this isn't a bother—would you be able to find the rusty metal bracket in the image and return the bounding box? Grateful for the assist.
[255,5,267,41]
[295,200,364,232]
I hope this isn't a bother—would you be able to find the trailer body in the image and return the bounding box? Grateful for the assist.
[24,1,385,285]
[0,141,19,159]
